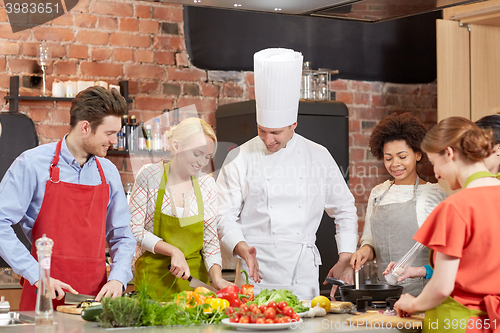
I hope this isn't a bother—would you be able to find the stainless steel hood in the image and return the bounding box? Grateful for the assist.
[161,0,486,22]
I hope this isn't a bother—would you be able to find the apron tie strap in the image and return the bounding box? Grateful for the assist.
[463,171,500,188]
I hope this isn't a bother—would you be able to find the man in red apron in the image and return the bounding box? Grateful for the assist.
[0,86,136,310]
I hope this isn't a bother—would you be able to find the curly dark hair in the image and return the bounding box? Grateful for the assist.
[369,112,428,160]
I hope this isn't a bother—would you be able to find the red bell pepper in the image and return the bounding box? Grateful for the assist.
[240,270,255,301]
[216,289,242,308]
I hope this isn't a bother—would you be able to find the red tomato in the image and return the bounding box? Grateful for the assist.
[264,307,276,319]
[251,307,262,315]
[282,316,291,323]
[276,317,288,324]
[249,303,258,311]
[277,301,288,311]
[292,313,301,322]
[239,316,249,324]
[268,301,278,309]
[224,307,235,316]
[256,318,265,324]
[282,306,294,317]
[240,304,250,313]
[264,318,274,324]
[250,315,258,324]
[259,305,268,313]
[229,314,239,323]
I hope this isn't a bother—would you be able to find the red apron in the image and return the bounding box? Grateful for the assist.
[19,139,109,311]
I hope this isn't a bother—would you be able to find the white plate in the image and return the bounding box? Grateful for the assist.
[297,311,308,318]
[221,318,303,330]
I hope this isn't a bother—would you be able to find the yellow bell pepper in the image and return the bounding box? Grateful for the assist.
[205,298,230,313]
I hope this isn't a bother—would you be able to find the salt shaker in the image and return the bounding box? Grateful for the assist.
[35,234,54,326]
[385,242,426,285]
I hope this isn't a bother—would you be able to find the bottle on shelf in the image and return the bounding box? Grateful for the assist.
[128,115,138,152]
[121,115,129,151]
[35,234,54,326]
[117,132,125,151]
[172,108,180,126]
[145,125,152,151]
[137,122,146,151]
[152,118,162,151]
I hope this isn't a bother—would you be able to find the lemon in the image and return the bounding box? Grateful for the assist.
[311,296,331,313]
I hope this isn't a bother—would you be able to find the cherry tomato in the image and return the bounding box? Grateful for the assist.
[251,307,262,315]
[268,301,278,309]
[224,307,235,316]
[249,303,258,311]
[292,313,301,322]
[259,305,268,313]
[240,304,250,313]
[239,316,249,324]
[277,301,288,311]
[229,314,239,323]
[250,315,258,324]
[264,307,276,320]
[282,316,291,323]
[256,318,265,324]
[277,317,288,324]
[264,318,274,324]
[282,306,294,317]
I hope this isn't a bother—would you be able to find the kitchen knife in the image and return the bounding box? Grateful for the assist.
[64,293,96,305]
[167,265,218,293]
[187,275,218,293]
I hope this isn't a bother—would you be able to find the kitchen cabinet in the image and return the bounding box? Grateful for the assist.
[437,0,500,122]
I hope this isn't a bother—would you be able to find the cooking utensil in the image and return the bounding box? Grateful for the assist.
[167,265,218,293]
[64,293,96,305]
[355,270,359,289]
[326,277,403,303]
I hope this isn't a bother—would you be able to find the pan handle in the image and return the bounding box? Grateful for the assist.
[325,277,350,287]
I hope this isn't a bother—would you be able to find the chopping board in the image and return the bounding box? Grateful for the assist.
[347,311,424,327]
[56,305,82,315]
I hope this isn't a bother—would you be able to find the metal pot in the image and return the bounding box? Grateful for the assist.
[326,277,403,303]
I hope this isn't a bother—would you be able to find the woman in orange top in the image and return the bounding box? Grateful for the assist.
[394,117,500,333]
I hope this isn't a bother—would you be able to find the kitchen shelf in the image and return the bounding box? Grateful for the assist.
[4,76,133,113]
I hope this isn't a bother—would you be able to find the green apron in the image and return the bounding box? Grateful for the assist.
[423,171,499,332]
[135,162,209,301]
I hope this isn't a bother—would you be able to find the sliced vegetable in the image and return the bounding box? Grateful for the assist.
[240,270,255,301]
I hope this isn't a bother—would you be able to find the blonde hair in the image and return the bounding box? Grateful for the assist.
[421,116,494,162]
[165,117,217,153]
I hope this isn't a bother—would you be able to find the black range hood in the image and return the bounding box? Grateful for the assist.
[161,0,486,22]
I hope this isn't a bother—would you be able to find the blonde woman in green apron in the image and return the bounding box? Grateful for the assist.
[394,117,500,333]
[351,113,447,296]
[129,118,233,301]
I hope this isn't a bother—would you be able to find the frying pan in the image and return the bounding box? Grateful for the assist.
[326,277,403,303]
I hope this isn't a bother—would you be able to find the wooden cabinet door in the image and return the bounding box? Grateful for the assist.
[437,19,471,121]
[470,24,500,121]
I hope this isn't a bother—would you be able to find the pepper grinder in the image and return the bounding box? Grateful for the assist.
[385,242,426,285]
[35,234,54,326]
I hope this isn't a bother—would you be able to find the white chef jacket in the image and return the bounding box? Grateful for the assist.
[216,133,358,300]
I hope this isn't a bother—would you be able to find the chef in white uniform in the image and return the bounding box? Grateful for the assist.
[216,48,358,300]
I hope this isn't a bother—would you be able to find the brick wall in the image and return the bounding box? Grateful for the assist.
[0,1,438,235]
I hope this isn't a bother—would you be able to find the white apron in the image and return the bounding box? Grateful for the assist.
[234,142,322,300]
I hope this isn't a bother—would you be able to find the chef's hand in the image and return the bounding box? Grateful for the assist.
[394,293,416,317]
[383,262,427,282]
[35,278,78,300]
[170,249,190,280]
[96,280,123,302]
[350,245,374,273]
[208,264,236,290]
[234,241,262,283]
[324,252,353,299]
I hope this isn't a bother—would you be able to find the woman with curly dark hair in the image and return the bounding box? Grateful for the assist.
[350,112,447,296]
